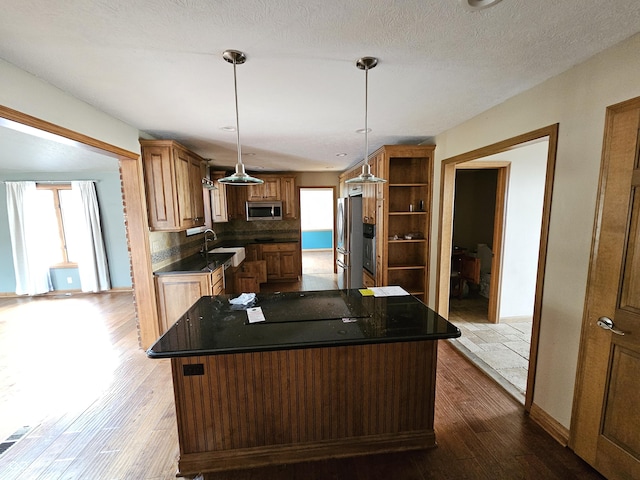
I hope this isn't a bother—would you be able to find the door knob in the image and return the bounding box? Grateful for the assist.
[597,316,626,336]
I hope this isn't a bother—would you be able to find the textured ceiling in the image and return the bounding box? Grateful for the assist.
[1,0,640,173]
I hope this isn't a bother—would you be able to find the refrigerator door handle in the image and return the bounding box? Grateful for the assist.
[337,247,349,255]
[336,259,348,269]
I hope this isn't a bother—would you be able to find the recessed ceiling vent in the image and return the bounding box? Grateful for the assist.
[460,0,503,11]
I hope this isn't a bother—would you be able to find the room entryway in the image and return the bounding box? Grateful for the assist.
[438,125,559,411]
[300,187,337,290]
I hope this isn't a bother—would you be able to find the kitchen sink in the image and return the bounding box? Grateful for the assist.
[208,246,246,267]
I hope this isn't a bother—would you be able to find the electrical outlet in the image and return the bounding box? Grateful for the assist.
[66,277,73,284]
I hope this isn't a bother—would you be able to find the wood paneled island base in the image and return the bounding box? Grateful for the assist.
[171,341,438,476]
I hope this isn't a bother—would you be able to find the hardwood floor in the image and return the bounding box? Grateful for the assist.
[0,291,603,479]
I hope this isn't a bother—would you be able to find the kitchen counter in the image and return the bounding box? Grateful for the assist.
[153,238,299,275]
[147,288,460,476]
[153,252,233,275]
[232,236,299,246]
[147,289,459,357]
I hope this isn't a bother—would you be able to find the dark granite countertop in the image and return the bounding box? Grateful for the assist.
[153,238,299,275]
[154,252,234,275]
[232,237,299,246]
[147,289,461,358]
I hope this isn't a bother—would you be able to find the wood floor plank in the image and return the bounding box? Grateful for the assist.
[0,291,604,480]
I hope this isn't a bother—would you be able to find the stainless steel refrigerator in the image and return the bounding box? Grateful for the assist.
[336,196,363,289]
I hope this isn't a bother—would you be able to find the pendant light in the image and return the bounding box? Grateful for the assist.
[345,56,386,185]
[218,50,264,185]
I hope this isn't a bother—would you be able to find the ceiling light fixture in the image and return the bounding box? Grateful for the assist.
[459,0,502,11]
[346,57,386,185]
[217,50,263,186]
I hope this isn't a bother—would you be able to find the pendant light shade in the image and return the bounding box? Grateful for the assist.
[345,56,386,185]
[218,50,263,185]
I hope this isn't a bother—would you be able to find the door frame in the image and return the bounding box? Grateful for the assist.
[436,124,559,411]
[299,186,337,274]
[0,105,160,349]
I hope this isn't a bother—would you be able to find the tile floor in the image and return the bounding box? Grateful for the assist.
[448,293,532,403]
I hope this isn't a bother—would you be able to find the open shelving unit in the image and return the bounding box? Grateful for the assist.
[381,146,434,301]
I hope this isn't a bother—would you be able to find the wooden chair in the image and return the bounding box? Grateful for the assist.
[451,254,481,299]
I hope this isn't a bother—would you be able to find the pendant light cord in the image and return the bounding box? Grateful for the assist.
[233,59,242,166]
[364,64,369,167]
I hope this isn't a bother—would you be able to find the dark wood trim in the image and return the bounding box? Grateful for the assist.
[0,105,139,160]
[435,124,559,414]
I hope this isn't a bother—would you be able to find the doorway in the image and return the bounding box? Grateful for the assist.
[299,187,336,288]
[437,125,559,411]
[448,152,547,402]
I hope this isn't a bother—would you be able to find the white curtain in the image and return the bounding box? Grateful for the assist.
[71,181,111,292]
[6,181,53,295]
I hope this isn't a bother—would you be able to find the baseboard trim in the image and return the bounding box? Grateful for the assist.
[529,402,569,446]
[0,288,132,298]
[178,431,436,476]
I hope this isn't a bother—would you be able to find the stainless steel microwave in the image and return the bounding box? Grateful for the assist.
[246,201,283,221]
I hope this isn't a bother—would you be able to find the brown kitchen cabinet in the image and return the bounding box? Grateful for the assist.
[341,145,434,302]
[154,265,224,334]
[225,174,297,220]
[209,170,228,223]
[281,175,297,219]
[226,186,248,220]
[260,242,301,281]
[141,139,206,231]
[247,176,280,201]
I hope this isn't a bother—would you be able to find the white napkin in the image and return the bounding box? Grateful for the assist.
[229,293,256,305]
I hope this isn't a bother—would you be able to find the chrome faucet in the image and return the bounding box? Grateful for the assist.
[202,228,217,254]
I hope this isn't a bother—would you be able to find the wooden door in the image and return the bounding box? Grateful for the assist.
[570,98,640,479]
[281,176,297,219]
[188,154,205,226]
[155,273,211,334]
[210,171,229,223]
[279,250,297,279]
[174,147,194,228]
[264,252,281,280]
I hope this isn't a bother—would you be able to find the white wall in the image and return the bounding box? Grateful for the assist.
[430,32,640,429]
[475,142,548,319]
[0,58,140,153]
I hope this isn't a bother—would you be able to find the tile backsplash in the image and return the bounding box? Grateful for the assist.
[149,218,300,270]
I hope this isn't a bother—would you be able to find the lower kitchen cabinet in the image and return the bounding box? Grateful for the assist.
[155,266,224,334]
[261,243,301,281]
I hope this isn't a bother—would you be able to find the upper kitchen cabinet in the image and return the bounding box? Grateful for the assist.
[247,176,280,201]
[281,176,297,219]
[209,170,229,223]
[141,139,206,231]
[226,174,298,220]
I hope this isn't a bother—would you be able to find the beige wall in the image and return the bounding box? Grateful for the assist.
[430,32,640,428]
[0,58,140,153]
[297,171,340,188]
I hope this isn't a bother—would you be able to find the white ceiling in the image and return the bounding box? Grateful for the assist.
[1,0,640,174]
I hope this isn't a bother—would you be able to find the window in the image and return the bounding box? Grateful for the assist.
[35,184,83,267]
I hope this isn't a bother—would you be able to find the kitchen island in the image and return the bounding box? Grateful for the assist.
[148,289,460,476]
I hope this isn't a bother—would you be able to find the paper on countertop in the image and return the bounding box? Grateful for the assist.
[229,292,256,305]
[247,307,266,323]
[358,288,374,296]
[368,286,410,297]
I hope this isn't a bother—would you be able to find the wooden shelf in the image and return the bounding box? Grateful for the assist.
[389,183,429,187]
[388,239,427,243]
[389,211,427,215]
[340,144,434,300]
